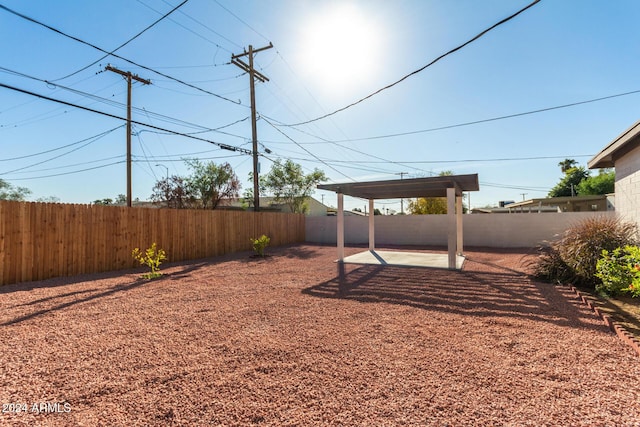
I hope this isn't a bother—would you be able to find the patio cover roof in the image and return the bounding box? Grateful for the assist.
[317,174,479,199]
[317,173,480,270]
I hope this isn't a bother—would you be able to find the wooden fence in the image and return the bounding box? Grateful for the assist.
[0,201,305,286]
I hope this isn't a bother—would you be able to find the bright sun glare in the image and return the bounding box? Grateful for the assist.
[298,3,382,95]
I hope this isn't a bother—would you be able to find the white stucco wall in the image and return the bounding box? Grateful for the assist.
[613,143,640,227]
[306,212,615,248]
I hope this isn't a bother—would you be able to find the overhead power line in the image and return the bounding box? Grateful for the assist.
[264,116,433,176]
[261,116,354,181]
[0,66,249,138]
[277,154,594,165]
[5,161,126,180]
[213,0,271,44]
[136,0,239,53]
[0,82,254,155]
[0,3,243,105]
[52,0,189,81]
[0,126,122,175]
[281,0,541,127]
[0,125,124,162]
[262,86,640,145]
[301,89,640,143]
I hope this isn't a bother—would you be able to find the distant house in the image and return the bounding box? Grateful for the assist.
[589,119,640,226]
[471,205,560,214]
[499,195,613,213]
[326,208,367,217]
[226,197,329,216]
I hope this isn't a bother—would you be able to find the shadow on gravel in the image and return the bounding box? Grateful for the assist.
[277,245,321,260]
[236,244,322,263]
[0,269,138,295]
[302,259,605,332]
[0,277,154,326]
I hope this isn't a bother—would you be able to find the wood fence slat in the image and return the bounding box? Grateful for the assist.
[9,202,21,284]
[0,201,5,284]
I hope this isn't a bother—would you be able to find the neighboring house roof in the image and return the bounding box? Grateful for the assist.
[505,195,608,209]
[471,206,560,214]
[225,196,330,215]
[589,118,640,169]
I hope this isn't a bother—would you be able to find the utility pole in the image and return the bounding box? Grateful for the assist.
[396,172,409,214]
[105,65,151,207]
[520,193,527,201]
[231,43,273,211]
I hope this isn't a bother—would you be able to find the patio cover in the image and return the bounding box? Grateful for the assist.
[318,174,479,269]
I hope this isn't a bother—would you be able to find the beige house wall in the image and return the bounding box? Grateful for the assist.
[306,212,615,248]
[613,143,640,227]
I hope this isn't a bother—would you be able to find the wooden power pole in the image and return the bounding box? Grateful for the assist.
[105,65,151,207]
[231,43,273,211]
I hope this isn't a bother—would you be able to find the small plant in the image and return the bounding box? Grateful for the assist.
[596,245,640,297]
[132,242,167,279]
[250,235,270,257]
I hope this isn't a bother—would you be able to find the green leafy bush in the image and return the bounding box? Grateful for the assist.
[534,216,637,287]
[132,242,167,279]
[250,235,270,257]
[596,245,640,297]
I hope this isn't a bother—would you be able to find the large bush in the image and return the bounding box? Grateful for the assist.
[534,216,638,287]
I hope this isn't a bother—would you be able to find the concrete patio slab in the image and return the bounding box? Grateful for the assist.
[340,250,465,270]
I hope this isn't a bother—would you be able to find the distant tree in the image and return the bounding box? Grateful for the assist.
[115,194,127,204]
[373,208,382,215]
[576,169,615,195]
[408,197,448,214]
[352,208,362,212]
[243,172,267,209]
[262,159,327,214]
[407,170,457,214]
[184,159,240,209]
[558,158,578,173]
[93,198,113,205]
[151,175,192,209]
[0,179,31,201]
[548,166,590,197]
[35,196,60,203]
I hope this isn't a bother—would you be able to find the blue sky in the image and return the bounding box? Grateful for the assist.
[1,0,639,212]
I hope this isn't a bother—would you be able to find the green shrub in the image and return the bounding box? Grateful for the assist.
[250,235,270,257]
[534,216,637,287]
[596,245,640,297]
[132,242,167,279]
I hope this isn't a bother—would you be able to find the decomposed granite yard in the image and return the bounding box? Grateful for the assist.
[1,244,639,426]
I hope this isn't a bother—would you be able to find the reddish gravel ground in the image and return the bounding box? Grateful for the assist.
[1,244,640,426]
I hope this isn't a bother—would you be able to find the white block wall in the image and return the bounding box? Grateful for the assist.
[306,212,615,248]
[614,144,640,228]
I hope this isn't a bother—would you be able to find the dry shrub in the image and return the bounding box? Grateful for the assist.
[534,246,574,284]
[534,216,638,287]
